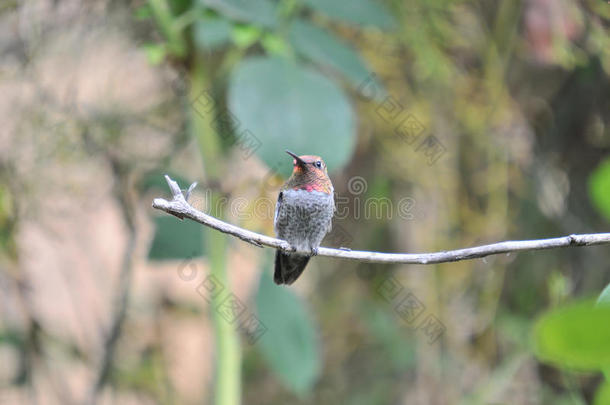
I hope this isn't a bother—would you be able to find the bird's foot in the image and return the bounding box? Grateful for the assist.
[310,247,319,256]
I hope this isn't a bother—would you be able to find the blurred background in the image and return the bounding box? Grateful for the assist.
[1,0,610,404]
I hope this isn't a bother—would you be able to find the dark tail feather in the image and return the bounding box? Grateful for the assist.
[274,251,311,285]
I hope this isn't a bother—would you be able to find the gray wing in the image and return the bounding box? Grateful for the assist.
[273,191,283,235]
[326,191,335,233]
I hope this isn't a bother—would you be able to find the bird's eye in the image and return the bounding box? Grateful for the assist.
[315,160,322,168]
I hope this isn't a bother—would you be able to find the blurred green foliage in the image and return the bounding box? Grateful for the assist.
[1,0,609,403]
[533,300,610,370]
[228,57,355,176]
[589,158,610,223]
[148,216,205,259]
[142,0,387,398]
[256,268,320,394]
[288,19,375,88]
[138,0,610,399]
[533,290,610,404]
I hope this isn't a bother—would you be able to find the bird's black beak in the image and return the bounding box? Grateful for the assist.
[285,150,306,167]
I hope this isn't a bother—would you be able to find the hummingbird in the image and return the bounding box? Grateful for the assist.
[273,150,335,285]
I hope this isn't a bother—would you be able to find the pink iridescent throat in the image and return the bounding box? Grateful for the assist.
[292,184,330,193]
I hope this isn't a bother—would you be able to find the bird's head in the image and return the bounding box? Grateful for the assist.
[284,150,332,193]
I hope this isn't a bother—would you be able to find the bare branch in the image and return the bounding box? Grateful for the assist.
[86,156,137,405]
[152,175,610,265]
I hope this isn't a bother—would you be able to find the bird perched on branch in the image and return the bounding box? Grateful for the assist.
[273,150,335,285]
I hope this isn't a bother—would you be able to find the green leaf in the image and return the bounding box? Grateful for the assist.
[533,300,610,370]
[142,43,166,65]
[200,0,277,27]
[595,381,610,405]
[299,0,394,29]
[148,0,188,58]
[255,270,320,394]
[363,304,416,370]
[148,216,205,260]
[289,20,377,89]
[598,283,610,307]
[193,17,232,51]
[134,4,152,20]
[589,157,610,222]
[228,57,356,177]
[231,24,262,49]
[0,329,24,347]
[261,32,290,56]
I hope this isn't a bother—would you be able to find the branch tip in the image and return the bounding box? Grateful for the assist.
[186,182,198,201]
[151,198,166,209]
[164,174,183,198]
